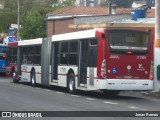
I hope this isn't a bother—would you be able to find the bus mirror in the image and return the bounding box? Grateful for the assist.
[157,65,160,80]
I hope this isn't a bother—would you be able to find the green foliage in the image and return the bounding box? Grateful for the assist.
[20,6,51,39]
[54,0,76,7]
[0,0,76,39]
[0,0,17,32]
[100,0,108,7]
[0,9,17,32]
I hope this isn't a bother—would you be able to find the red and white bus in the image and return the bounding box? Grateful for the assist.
[12,28,154,95]
[7,42,18,77]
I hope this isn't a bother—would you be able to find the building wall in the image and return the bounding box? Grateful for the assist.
[47,20,54,37]
[46,17,88,37]
[59,0,101,7]
[54,18,74,34]
[47,18,75,37]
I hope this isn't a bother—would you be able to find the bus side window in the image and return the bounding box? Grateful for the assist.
[87,39,98,67]
[59,42,69,65]
[68,41,78,65]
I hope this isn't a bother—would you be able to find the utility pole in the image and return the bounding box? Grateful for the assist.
[17,0,21,78]
[107,0,111,14]
[17,0,20,41]
[154,0,160,92]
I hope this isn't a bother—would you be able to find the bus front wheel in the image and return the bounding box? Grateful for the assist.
[12,70,19,83]
[31,70,36,87]
[68,73,76,94]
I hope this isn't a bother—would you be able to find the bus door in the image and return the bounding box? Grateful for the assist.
[0,46,7,73]
[87,39,98,86]
[51,42,59,82]
[78,40,89,86]
[0,53,7,72]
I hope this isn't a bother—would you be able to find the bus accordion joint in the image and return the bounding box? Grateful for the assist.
[101,59,106,78]
[149,61,154,80]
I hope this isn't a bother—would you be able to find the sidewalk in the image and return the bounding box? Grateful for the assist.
[140,91,160,98]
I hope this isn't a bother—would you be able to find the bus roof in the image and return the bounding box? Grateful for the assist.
[18,38,43,46]
[51,29,99,42]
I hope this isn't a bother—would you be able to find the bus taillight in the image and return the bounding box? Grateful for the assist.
[101,59,106,78]
[149,61,154,80]
[127,51,133,55]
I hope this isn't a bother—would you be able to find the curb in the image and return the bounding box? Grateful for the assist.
[140,91,160,98]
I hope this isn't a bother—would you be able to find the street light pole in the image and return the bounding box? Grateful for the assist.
[17,0,21,78]
[17,0,20,41]
[154,0,160,92]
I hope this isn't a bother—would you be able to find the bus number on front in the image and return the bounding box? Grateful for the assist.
[137,56,146,60]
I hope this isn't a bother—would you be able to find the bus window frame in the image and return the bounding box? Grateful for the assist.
[108,29,150,55]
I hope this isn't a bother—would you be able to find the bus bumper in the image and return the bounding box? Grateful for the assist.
[96,79,153,91]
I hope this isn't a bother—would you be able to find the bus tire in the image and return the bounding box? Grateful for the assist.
[31,70,36,87]
[12,70,19,83]
[103,90,120,97]
[68,73,76,94]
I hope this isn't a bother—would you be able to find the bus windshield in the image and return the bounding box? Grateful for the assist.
[108,29,149,54]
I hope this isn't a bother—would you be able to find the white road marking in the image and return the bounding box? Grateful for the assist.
[56,92,65,94]
[86,98,96,101]
[70,95,80,97]
[129,106,147,111]
[104,101,118,105]
[45,89,51,92]
[35,87,41,89]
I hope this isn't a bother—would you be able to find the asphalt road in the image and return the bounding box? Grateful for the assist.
[0,76,160,120]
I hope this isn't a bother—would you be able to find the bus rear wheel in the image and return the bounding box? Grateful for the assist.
[68,73,76,94]
[31,70,36,87]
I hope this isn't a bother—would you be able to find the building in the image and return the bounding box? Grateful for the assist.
[53,0,101,7]
[75,0,100,7]
[46,6,154,37]
[52,0,58,3]
[132,1,147,9]
[132,0,155,9]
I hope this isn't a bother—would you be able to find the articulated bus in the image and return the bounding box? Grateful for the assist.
[0,44,8,75]
[12,28,154,95]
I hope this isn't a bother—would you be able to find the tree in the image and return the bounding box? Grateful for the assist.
[0,0,52,37]
[54,0,75,7]
[20,0,76,40]
[20,6,51,39]
[0,0,83,39]
[0,0,17,32]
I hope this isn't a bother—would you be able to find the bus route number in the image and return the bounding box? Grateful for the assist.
[137,56,146,60]
[60,68,66,73]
